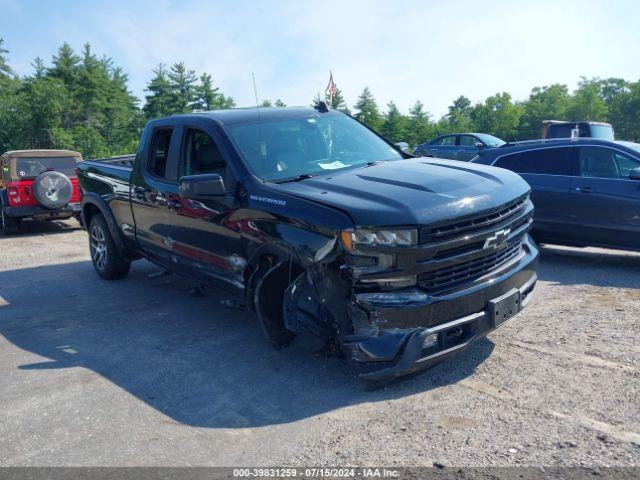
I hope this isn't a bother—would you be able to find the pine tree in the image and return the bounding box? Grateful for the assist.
[0,38,13,81]
[353,87,382,130]
[274,99,286,107]
[192,73,219,111]
[49,43,80,87]
[329,88,350,114]
[192,73,235,110]
[31,56,46,78]
[168,62,197,113]
[381,101,407,142]
[144,64,173,119]
[408,101,434,146]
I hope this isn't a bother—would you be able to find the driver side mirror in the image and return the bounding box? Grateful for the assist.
[395,142,410,154]
[629,167,640,180]
[180,174,226,199]
[475,142,485,149]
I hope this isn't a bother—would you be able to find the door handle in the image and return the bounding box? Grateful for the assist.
[576,186,594,193]
[167,200,183,210]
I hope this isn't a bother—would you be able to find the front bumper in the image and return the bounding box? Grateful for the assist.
[343,234,539,389]
[2,203,81,220]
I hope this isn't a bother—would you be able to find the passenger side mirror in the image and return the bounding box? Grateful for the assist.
[475,142,485,148]
[395,142,410,154]
[180,174,226,199]
[629,167,640,180]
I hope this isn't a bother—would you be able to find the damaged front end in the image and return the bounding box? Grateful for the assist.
[280,195,539,389]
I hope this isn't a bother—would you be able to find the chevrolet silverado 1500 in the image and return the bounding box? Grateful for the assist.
[77,106,539,388]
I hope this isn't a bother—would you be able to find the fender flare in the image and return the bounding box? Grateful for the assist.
[81,193,136,261]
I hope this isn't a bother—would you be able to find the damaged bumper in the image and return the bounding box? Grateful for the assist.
[344,234,539,389]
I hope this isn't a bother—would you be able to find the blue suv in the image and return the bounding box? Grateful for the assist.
[471,138,640,251]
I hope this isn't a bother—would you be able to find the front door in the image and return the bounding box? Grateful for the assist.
[568,146,640,249]
[457,135,481,161]
[166,126,245,291]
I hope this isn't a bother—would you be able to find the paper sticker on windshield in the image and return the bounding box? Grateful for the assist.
[318,161,347,170]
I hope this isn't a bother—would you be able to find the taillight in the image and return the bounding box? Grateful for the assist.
[6,181,38,207]
[7,185,19,206]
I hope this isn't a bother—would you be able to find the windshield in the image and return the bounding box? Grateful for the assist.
[590,124,615,141]
[15,157,77,179]
[225,112,402,182]
[475,133,505,147]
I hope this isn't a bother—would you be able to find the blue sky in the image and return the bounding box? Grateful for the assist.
[1,0,639,117]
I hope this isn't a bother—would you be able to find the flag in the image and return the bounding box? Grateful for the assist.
[325,71,337,102]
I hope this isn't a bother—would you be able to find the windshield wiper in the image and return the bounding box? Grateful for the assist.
[275,173,315,184]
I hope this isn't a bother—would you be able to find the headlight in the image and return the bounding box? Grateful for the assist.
[341,228,417,250]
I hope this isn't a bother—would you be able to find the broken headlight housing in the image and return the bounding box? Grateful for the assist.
[341,228,418,250]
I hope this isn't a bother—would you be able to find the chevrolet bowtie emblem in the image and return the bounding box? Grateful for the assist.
[484,228,511,250]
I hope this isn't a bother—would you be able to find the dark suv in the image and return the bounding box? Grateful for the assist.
[471,139,640,251]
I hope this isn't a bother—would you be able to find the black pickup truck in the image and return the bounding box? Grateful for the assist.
[77,106,539,388]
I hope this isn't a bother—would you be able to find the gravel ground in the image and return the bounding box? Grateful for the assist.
[0,219,638,467]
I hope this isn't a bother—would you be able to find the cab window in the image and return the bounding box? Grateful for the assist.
[179,128,232,188]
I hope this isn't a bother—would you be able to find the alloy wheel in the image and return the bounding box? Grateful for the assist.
[90,224,108,271]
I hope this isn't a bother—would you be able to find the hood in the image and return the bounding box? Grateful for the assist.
[273,158,530,227]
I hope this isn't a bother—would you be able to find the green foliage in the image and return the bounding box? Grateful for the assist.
[353,87,382,131]
[565,78,608,122]
[470,92,523,141]
[519,84,570,139]
[381,101,408,142]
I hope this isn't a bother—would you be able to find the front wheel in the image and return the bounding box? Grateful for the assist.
[88,214,130,280]
[1,210,19,235]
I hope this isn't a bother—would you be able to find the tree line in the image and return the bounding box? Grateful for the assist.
[1,38,640,159]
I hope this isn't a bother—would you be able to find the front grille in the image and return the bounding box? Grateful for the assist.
[419,238,523,295]
[420,195,528,244]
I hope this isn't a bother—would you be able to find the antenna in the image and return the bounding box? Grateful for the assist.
[251,73,266,165]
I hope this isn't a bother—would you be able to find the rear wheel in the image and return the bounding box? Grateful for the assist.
[88,214,130,280]
[1,210,19,235]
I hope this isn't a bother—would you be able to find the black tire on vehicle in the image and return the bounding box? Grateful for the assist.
[88,213,131,280]
[1,209,19,235]
[33,171,73,209]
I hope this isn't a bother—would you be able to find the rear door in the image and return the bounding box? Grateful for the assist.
[568,146,640,249]
[494,147,576,242]
[130,125,181,266]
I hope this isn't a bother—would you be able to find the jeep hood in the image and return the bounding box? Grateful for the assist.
[274,158,530,227]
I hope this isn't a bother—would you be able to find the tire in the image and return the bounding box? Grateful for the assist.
[88,213,131,280]
[1,209,19,235]
[33,171,73,209]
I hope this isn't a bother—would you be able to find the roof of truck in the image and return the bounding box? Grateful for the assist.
[162,107,334,125]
